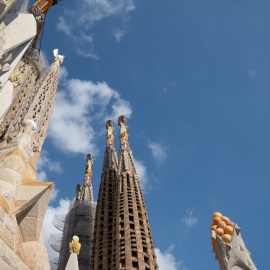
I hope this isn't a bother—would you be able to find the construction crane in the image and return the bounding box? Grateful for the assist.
[28,0,63,49]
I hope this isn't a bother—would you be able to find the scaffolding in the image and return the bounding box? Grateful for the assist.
[49,199,96,270]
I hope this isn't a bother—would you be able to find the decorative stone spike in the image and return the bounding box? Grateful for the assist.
[211,213,257,270]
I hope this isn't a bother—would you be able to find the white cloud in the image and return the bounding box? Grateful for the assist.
[134,159,149,191]
[36,170,47,182]
[42,199,70,258]
[156,245,188,270]
[58,66,69,83]
[49,70,132,155]
[57,0,135,58]
[148,141,168,165]
[181,208,198,229]
[249,69,257,78]
[113,28,125,42]
[107,98,133,121]
[36,152,62,203]
[36,151,62,174]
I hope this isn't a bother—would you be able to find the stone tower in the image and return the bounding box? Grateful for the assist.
[52,154,95,270]
[91,120,118,270]
[91,117,158,269]
[0,50,64,270]
[111,115,158,270]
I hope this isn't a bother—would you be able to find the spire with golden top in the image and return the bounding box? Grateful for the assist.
[84,153,94,185]
[117,115,137,174]
[76,153,94,202]
[103,119,118,170]
[109,115,158,269]
[91,120,118,270]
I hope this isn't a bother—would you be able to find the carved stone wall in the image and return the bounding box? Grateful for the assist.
[0,142,52,270]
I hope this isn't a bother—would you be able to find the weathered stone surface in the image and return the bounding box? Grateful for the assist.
[14,227,26,264]
[0,186,11,202]
[0,206,4,222]
[4,212,16,235]
[0,239,20,270]
[0,167,20,185]
[0,223,14,250]
[0,257,12,270]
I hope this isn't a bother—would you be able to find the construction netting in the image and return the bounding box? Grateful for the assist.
[49,199,96,270]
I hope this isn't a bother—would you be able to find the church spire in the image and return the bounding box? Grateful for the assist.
[117,115,137,175]
[0,50,63,167]
[102,120,118,171]
[91,120,118,269]
[110,115,158,269]
[76,153,94,202]
[0,50,64,165]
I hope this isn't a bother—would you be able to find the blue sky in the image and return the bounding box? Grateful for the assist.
[34,0,270,269]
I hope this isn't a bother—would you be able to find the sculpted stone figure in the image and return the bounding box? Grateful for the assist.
[118,115,129,140]
[10,70,23,88]
[76,184,83,201]
[0,123,5,139]
[106,120,115,141]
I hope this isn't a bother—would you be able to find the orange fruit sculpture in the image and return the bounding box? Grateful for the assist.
[212,212,222,219]
[211,212,235,252]
[217,221,226,229]
[224,225,233,235]
[215,228,225,237]
[222,234,232,243]
[213,217,222,225]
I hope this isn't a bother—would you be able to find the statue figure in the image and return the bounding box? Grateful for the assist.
[118,115,129,140]
[85,153,94,177]
[76,184,83,201]
[69,236,81,255]
[106,120,115,141]
[10,70,23,88]
[0,123,5,139]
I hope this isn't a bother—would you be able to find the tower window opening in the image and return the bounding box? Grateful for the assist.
[143,246,148,255]
[120,259,125,267]
[144,256,150,265]
[132,251,138,258]
[132,261,138,269]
